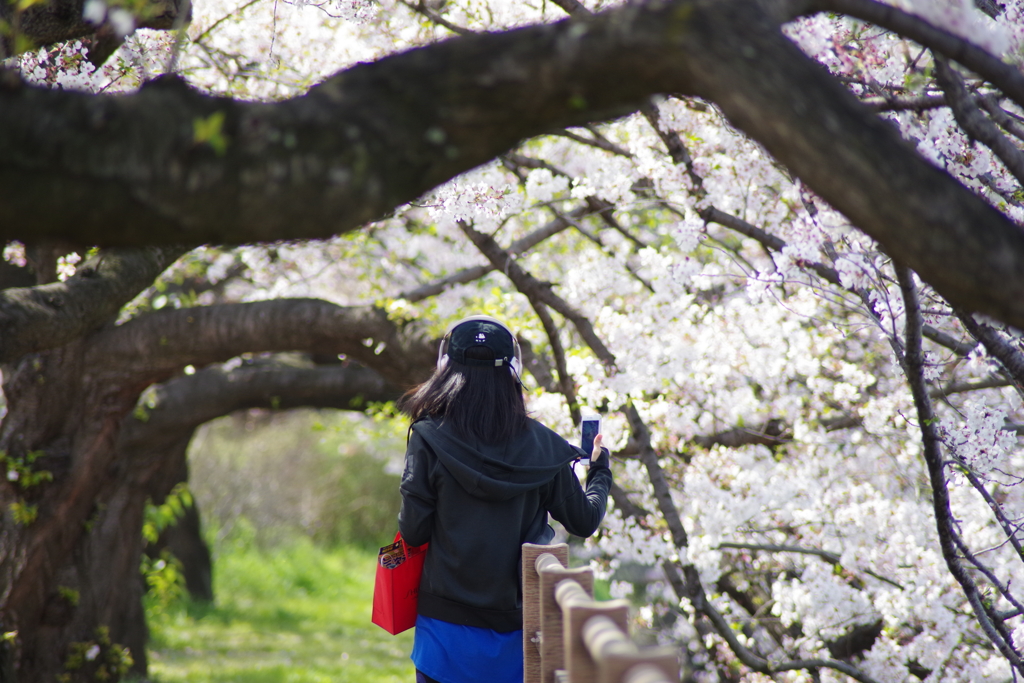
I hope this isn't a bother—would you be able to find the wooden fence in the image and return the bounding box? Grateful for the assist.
[522,543,680,683]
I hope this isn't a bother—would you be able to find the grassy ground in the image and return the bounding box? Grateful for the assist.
[146,538,415,683]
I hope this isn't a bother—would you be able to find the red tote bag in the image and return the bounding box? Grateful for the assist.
[372,532,428,635]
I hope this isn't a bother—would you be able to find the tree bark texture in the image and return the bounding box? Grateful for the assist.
[3,0,1024,328]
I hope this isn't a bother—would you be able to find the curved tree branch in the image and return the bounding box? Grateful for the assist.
[119,359,400,450]
[0,3,677,247]
[84,299,437,387]
[2,0,1024,333]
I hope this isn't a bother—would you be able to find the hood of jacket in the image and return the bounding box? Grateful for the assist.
[412,416,582,501]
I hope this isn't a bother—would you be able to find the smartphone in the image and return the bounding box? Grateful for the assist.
[580,414,600,465]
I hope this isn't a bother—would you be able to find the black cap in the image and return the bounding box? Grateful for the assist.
[446,318,516,367]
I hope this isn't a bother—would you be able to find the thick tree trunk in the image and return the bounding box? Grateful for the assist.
[0,342,152,681]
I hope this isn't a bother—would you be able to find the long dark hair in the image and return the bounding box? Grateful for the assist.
[401,346,528,443]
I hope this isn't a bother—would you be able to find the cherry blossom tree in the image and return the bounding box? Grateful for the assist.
[4,0,1024,681]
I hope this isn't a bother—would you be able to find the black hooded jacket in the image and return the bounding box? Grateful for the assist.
[398,416,612,632]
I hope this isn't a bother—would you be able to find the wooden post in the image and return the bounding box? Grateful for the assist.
[582,615,680,683]
[522,543,568,683]
[557,581,629,683]
[538,553,592,683]
[605,650,680,683]
[523,542,679,683]
[622,663,680,683]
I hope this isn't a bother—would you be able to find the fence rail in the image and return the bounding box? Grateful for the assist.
[522,543,679,683]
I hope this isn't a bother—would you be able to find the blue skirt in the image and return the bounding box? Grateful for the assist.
[411,615,523,683]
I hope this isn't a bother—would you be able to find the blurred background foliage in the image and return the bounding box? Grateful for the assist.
[145,408,414,683]
[188,407,406,550]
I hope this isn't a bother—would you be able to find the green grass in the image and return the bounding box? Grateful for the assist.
[147,538,415,683]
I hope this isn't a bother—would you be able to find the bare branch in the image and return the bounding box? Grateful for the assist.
[717,542,904,589]
[550,206,655,293]
[923,324,977,355]
[585,197,650,251]
[947,458,1024,570]
[399,207,585,302]
[935,56,1024,189]
[608,480,651,520]
[401,264,495,303]
[534,303,582,424]
[458,221,617,368]
[516,336,558,393]
[956,310,1024,387]
[642,101,707,196]
[553,129,631,157]
[949,531,1024,641]
[691,418,790,449]
[548,0,590,18]
[625,403,689,549]
[932,377,1013,397]
[397,0,475,35]
[862,94,947,112]
[700,206,843,287]
[979,96,1024,143]
[897,263,1024,672]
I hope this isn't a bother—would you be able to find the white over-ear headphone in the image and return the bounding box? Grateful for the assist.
[437,315,523,379]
